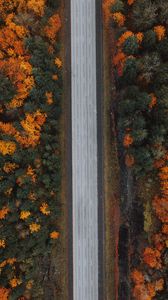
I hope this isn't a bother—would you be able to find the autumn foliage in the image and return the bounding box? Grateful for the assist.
[103,0,168,299]
[0,0,62,298]
[154,25,166,41]
[143,247,161,269]
[131,271,164,300]
[44,13,61,41]
[123,133,133,147]
[125,154,135,167]
[0,287,10,300]
[112,12,125,26]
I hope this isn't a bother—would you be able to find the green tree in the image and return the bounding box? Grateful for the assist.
[123,36,139,55]
[0,74,16,104]
[142,30,157,50]
[111,0,124,13]
[122,58,137,84]
[132,147,153,176]
[157,0,168,24]
[157,39,168,61]
[138,52,161,84]
[132,0,157,30]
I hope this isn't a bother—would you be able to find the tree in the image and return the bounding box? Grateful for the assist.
[122,57,137,84]
[0,0,62,298]
[111,0,124,13]
[132,0,157,30]
[157,0,168,25]
[0,74,16,105]
[132,129,148,145]
[137,52,161,84]
[157,39,168,61]
[123,36,139,55]
[154,26,166,41]
[142,30,156,49]
[153,64,168,88]
[132,147,153,175]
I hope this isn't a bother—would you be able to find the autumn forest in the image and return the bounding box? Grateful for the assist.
[103,0,168,299]
[0,0,63,299]
[0,0,168,300]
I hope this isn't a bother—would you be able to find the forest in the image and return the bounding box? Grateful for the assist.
[1,0,168,299]
[103,0,168,299]
[0,0,63,299]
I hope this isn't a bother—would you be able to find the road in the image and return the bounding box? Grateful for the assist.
[71,0,99,299]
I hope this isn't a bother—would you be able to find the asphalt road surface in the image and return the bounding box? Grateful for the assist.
[71,0,99,299]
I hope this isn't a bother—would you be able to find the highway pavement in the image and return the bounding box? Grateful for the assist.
[71,0,99,299]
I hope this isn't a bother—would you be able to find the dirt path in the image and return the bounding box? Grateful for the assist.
[96,0,105,299]
[103,21,121,300]
[43,1,71,299]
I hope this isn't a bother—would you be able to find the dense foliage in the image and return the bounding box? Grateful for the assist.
[103,0,168,299]
[0,0,62,299]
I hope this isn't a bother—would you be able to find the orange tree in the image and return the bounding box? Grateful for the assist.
[0,0,62,298]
